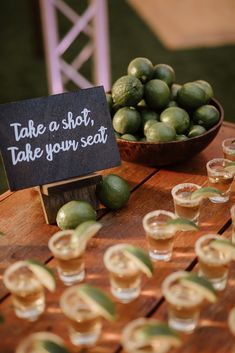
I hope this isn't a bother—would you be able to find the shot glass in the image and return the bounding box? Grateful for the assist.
[121,318,176,353]
[142,210,177,262]
[206,158,234,203]
[229,307,235,337]
[231,205,235,243]
[103,243,142,303]
[3,261,45,321]
[60,285,102,346]
[162,271,204,333]
[171,183,201,224]
[48,230,85,285]
[222,138,235,162]
[195,234,232,291]
[16,332,69,353]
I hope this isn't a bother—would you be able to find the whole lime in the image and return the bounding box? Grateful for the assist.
[56,200,97,230]
[96,174,130,210]
[177,82,207,109]
[113,107,141,134]
[195,80,214,101]
[152,64,175,86]
[139,107,159,126]
[146,122,176,142]
[144,79,170,110]
[193,104,220,129]
[121,134,138,141]
[160,107,190,134]
[112,75,143,107]
[143,119,159,136]
[188,125,206,138]
[171,84,182,100]
[127,57,153,83]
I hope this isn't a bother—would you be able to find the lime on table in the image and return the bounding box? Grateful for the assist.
[71,220,102,252]
[146,122,176,142]
[26,259,56,292]
[193,104,220,129]
[112,75,143,107]
[190,187,222,200]
[210,238,235,260]
[113,107,141,135]
[127,57,154,83]
[77,284,116,321]
[123,245,153,278]
[56,200,97,230]
[137,322,181,347]
[96,174,130,210]
[160,107,190,134]
[180,273,217,302]
[152,64,175,87]
[144,79,170,110]
[165,217,199,232]
[177,82,207,109]
[40,340,71,353]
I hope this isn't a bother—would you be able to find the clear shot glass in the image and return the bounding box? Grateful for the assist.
[231,205,235,243]
[3,261,45,321]
[16,332,69,353]
[48,230,85,286]
[222,138,235,161]
[206,158,234,203]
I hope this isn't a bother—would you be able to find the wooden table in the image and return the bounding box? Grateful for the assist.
[1,121,235,353]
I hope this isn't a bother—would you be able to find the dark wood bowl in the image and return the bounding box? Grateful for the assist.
[117,99,224,167]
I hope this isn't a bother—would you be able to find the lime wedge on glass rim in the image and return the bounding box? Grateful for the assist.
[77,284,116,321]
[123,245,153,278]
[224,161,235,174]
[190,187,222,200]
[39,340,71,353]
[165,217,199,232]
[180,273,217,303]
[210,238,235,260]
[71,220,102,251]
[26,259,56,292]
[136,322,181,348]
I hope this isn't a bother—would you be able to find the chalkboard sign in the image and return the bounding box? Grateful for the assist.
[0,87,120,190]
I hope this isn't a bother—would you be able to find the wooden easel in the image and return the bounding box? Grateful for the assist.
[37,174,102,224]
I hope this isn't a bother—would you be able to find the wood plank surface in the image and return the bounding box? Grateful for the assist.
[0,123,235,353]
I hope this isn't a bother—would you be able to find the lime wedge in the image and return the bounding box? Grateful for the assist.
[166,217,199,232]
[71,220,102,251]
[224,161,235,174]
[210,238,235,260]
[77,284,116,321]
[191,187,222,200]
[137,322,181,347]
[40,340,71,353]
[26,259,56,292]
[123,245,153,278]
[180,273,217,303]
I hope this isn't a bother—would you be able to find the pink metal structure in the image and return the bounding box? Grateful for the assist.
[40,0,111,94]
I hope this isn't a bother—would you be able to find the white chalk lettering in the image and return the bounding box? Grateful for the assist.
[80,126,108,147]
[7,144,43,165]
[10,120,46,142]
[49,121,60,132]
[62,108,91,130]
[45,139,79,161]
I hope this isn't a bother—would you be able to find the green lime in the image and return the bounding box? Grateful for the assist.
[167,101,179,108]
[139,137,146,142]
[193,104,220,129]
[160,107,190,134]
[195,80,214,101]
[123,245,153,278]
[40,340,71,353]
[56,200,96,230]
[77,284,116,321]
[121,134,138,141]
[26,260,56,292]
[210,239,235,260]
[139,107,159,126]
[113,107,141,134]
[166,218,199,231]
[71,220,102,251]
[224,161,235,174]
[176,134,188,141]
[188,125,206,138]
[96,174,130,210]
[127,57,154,83]
[106,93,113,113]
[190,187,221,200]
[180,273,217,303]
[137,322,181,347]
[143,119,159,137]
[112,75,143,107]
[144,79,170,110]
[146,122,176,142]
[114,131,121,139]
[177,82,207,109]
[152,64,175,86]
[171,84,182,100]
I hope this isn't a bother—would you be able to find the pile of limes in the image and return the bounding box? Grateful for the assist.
[107,57,220,142]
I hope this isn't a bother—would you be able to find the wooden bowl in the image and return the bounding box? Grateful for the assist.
[117,99,224,167]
